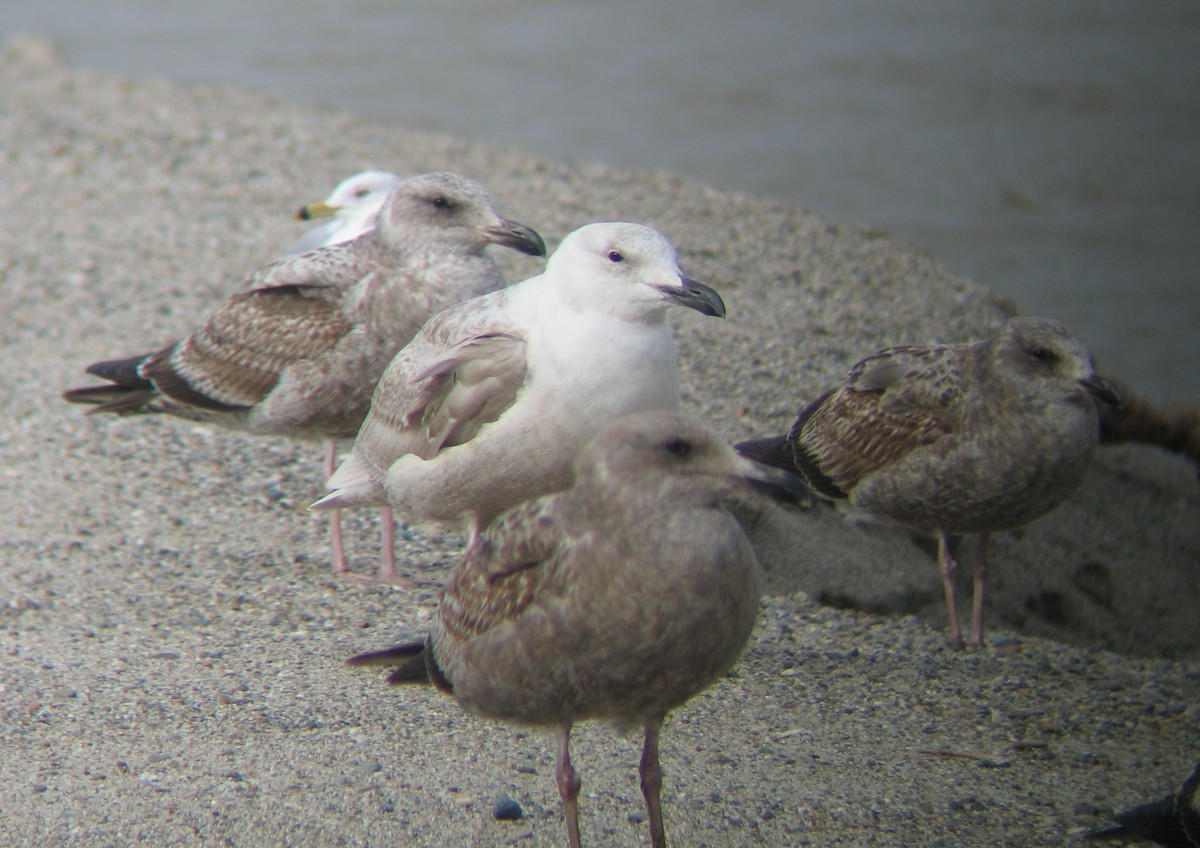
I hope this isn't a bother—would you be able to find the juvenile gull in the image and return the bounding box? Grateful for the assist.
[285,170,403,256]
[63,172,545,578]
[347,411,805,848]
[736,316,1121,647]
[313,222,726,550]
[1086,760,1200,847]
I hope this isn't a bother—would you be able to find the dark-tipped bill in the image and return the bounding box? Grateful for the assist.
[736,454,811,505]
[656,276,726,318]
[296,200,337,221]
[486,220,546,257]
[1081,375,1122,408]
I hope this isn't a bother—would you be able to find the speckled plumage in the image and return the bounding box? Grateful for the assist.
[738,316,1120,646]
[349,411,804,848]
[314,222,727,548]
[64,172,545,576]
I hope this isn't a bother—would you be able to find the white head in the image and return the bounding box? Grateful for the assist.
[544,222,726,321]
[296,170,403,225]
[323,170,404,215]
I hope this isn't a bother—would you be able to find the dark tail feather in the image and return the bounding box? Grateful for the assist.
[1084,759,1200,845]
[347,638,447,689]
[63,354,158,414]
[347,639,427,669]
[85,355,156,388]
[1083,796,1180,843]
[737,433,846,503]
[735,434,798,472]
[62,384,158,414]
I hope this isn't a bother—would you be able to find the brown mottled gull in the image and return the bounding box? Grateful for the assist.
[347,411,805,848]
[312,222,726,551]
[63,172,546,578]
[286,170,403,256]
[736,316,1121,647]
[1086,760,1200,847]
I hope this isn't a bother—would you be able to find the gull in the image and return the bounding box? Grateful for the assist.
[313,222,726,551]
[347,411,806,848]
[736,316,1121,647]
[1086,760,1200,847]
[63,172,545,579]
[285,170,403,256]
[282,169,404,571]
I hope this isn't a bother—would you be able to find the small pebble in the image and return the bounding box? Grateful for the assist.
[493,792,524,821]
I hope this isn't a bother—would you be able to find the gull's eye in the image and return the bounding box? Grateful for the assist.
[1030,346,1055,363]
[355,188,371,198]
[663,438,692,458]
[430,196,450,209]
[607,250,624,263]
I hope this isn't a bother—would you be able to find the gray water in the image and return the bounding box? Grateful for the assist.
[8,0,1199,400]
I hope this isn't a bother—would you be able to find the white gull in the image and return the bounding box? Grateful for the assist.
[285,170,403,256]
[313,222,726,550]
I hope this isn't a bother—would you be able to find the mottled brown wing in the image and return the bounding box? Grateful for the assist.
[437,497,569,643]
[236,238,380,292]
[791,345,963,496]
[142,283,352,411]
[856,345,964,416]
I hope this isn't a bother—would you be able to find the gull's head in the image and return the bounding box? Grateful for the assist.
[547,222,726,320]
[376,172,545,258]
[576,411,807,505]
[295,170,403,221]
[996,316,1121,408]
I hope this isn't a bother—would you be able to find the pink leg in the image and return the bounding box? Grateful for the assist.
[555,726,583,848]
[937,531,962,647]
[968,533,991,648]
[378,506,397,581]
[465,521,483,554]
[640,717,667,848]
[323,440,348,574]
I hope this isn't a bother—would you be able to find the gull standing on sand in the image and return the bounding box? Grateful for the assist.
[347,411,805,848]
[63,172,546,579]
[313,222,727,555]
[281,169,403,578]
[736,316,1120,647]
[285,170,403,256]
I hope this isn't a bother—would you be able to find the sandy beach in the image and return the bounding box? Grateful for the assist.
[1,34,1197,846]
